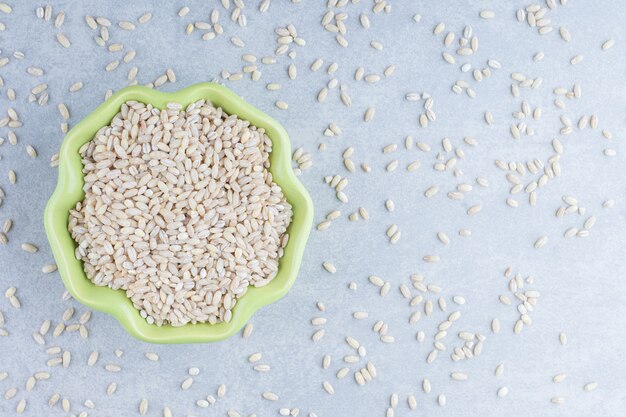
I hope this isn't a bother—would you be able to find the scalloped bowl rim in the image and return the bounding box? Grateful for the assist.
[44,82,314,344]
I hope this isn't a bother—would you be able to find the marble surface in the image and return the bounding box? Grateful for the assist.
[0,1,625,416]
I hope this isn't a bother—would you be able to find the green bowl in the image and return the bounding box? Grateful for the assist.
[44,82,314,344]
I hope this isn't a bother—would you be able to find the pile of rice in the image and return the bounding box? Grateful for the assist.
[69,100,293,326]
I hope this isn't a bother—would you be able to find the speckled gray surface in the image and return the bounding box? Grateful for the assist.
[1,1,626,416]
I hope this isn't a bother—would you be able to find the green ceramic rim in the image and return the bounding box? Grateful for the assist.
[44,82,314,344]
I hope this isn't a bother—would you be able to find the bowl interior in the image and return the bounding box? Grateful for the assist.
[44,83,313,343]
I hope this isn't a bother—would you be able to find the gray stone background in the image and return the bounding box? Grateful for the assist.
[0,0,625,416]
